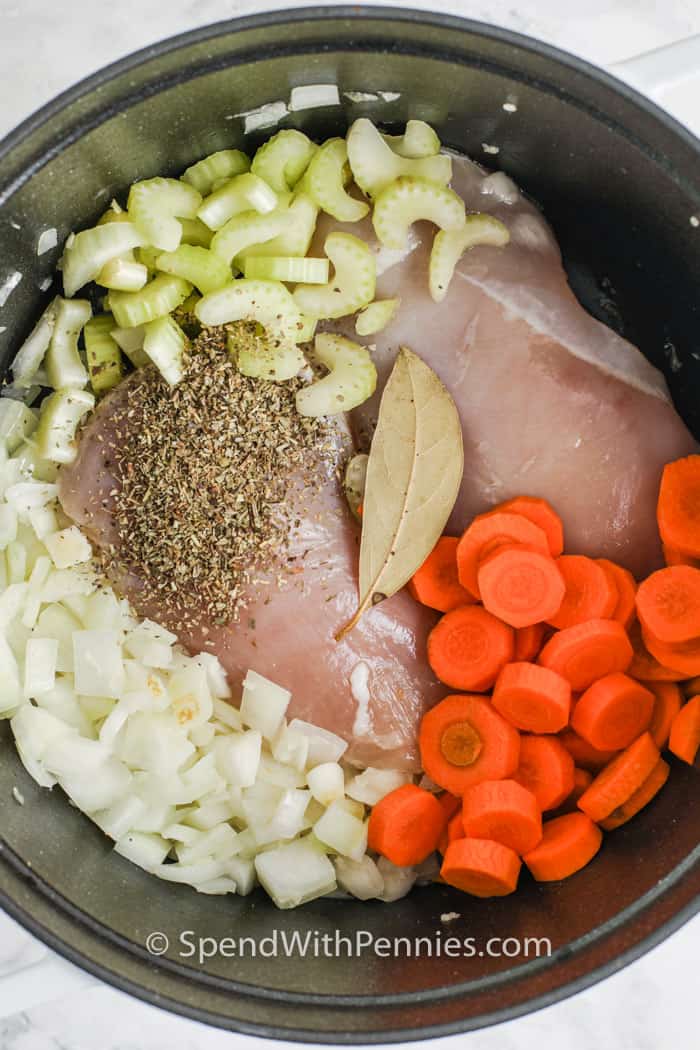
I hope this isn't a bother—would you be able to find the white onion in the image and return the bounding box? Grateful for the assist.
[254,838,336,908]
[240,669,290,739]
[72,629,125,699]
[213,729,261,788]
[334,854,384,900]
[43,526,91,569]
[287,718,348,766]
[23,637,58,697]
[346,767,412,806]
[307,762,345,806]
[115,831,170,872]
[376,856,417,902]
[313,800,368,860]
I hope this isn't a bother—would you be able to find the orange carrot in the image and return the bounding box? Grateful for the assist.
[461,779,542,854]
[668,694,700,765]
[571,672,655,751]
[600,758,670,830]
[437,791,462,822]
[440,837,521,897]
[477,546,565,628]
[495,497,564,557]
[513,734,575,811]
[408,536,475,613]
[515,622,546,662]
[456,512,550,597]
[493,661,571,733]
[663,544,700,569]
[636,565,700,644]
[367,784,447,866]
[682,675,700,699]
[597,559,637,628]
[627,620,686,682]
[538,618,633,691]
[657,455,700,557]
[559,728,619,771]
[547,556,618,629]
[577,732,660,822]
[418,694,521,795]
[646,682,683,749]
[427,605,514,691]
[642,629,700,678]
[523,812,602,881]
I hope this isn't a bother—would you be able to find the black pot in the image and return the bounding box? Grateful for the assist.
[0,7,698,1043]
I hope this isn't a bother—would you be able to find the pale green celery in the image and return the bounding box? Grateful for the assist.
[234,194,318,262]
[429,213,510,302]
[96,256,149,292]
[295,314,317,342]
[179,291,202,314]
[372,176,465,250]
[11,297,58,387]
[35,388,95,464]
[137,246,161,274]
[179,217,213,248]
[83,314,124,396]
[111,325,149,368]
[96,206,129,225]
[346,118,452,198]
[292,233,375,319]
[108,275,192,328]
[227,330,306,383]
[197,174,278,231]
[382,119,440,158]
[355,297,400,336]
[61,223,144,297]
[304,138,369,222]
[0,400,37,453]
[209,208,289,266]
[296,333,377,416]
[250,130,316,193]
[142,316,187,386]
[45,298,91,390]
[155,245,231,295]
[128,178,202,252]
[181,149,250,196]
[243,256,329,284]
[195,279,302,348]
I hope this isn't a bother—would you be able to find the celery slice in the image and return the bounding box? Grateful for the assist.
[108,275,192,329]
[182,150,250,196]
[155,245,231,295]
[382,120,440,158]
[250,130,316,193]
[137,246,160,275]
[372,176,465,250]
[111,325,149,369]
[295,314,317,343]
[197,174,278,231]
[11,297,58,387]
[210,209,289,266]
[0,400,38,453]
[179,217,213,248]
[227,329,306,383]
[296,334,377,416]
[96,257,148,292]
[355,297,400,336]
[292,233,375,319]
[97,202,126,224]
[61,223,144,297]
[236,194,318,262]
[142,316,187,386]
[243,256,329,284]
[35,388,94,464]
[45,298,91,390]
[196,279,302,346]
[346,118,452,198]
[429,213,510,302]
[304,138,369,223]
[128,178,202,253]
[84,315,124,396]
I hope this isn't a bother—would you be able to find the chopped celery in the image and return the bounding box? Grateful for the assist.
[181,149,250,196]
[382,119,441,158]
[295,314,317,343]
[210,208,289,266]
[304,138,369,223]
[128,178,202,252]
[11,297,58,387]
[250,130,316,193]
[96,257,148,292]
[355,297,400,335]
[236,194,318,262]
[137,246,161,275]
[292,233,375,319]
[227,328,306,383]
[155,245,231,295]
[96,201,126,224]
[61,223,144,297]
[110,325,149,368]
[45,298,91,390]
[344,452,368,521]
[197,174,278,231]
[196,279,302,347]
[142,316,187,386]
[108,275,192,328]
[179,217,213,248]
[0,400,37,453]
[372,176,465,250]
[296,333,377,416]
[35,388,94,464]
[429,213,510,302]
[243,256,329,284]
[346,118,452,198]
[83,315,124,396]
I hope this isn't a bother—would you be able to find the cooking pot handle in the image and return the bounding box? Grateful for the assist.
[610,33,700,134]
[0,948,97,1019]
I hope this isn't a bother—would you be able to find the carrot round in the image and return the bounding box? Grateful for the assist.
[547,556,618,629]
[668,694,700,765]
[523,812,602,881]
[427,605,514,691]
[646,682,683,749]
[657,455,700,557]
[408,536,475,613]
[461,779,542,855]
[600,758,670,830]
[440,837,521,897]
[437,791,462,822]
[513,734,575,811]
[418,694,521,795]
[642,629,700,678]
[494,497,564,558]
[636,565,700,645]
[559,728,619,771]
[477,547,565,628]
[627,620,685,682]
[456,512,550,597]
[493,661,571,733]
[577,732,660,822]
[538,618,633,691]
[597,559,637,628]
[571,672,655,751]
[514,622,546,662]
[367,784,447,866]
[663,544,700,569]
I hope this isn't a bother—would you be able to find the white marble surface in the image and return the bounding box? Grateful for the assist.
[1,1,700,1047]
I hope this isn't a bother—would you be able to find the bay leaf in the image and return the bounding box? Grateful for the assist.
[337,345,463,639]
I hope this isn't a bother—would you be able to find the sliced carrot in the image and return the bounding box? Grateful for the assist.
[493,661,571,733]
[600,758,670,830]
[547,556,618,629]
[513,734,575,810]
[668,694,700,765]
[408,536,475,613]
[663,544,700,569]
[559,728,619,771]
[646,682,683,749]
[418,694,521,795]
[597,559,637,628]
[515,622,546,662]
[571,672,655,751]
[577,732,660,822]
[642,629,700,678]
[437,791,462,822]
[495,496,564,558]
[440,837,521,897]
[477,546,565,628]
[538,618,633,691]
[427,605,514,691]
[456,512,550,597]
[367,784,447,866]
[523,812,602,881]
[657,455,700,557]
[461,778,542,855]
[636,565,700,645]
[683,675,700,699]
[627,619,685,682]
